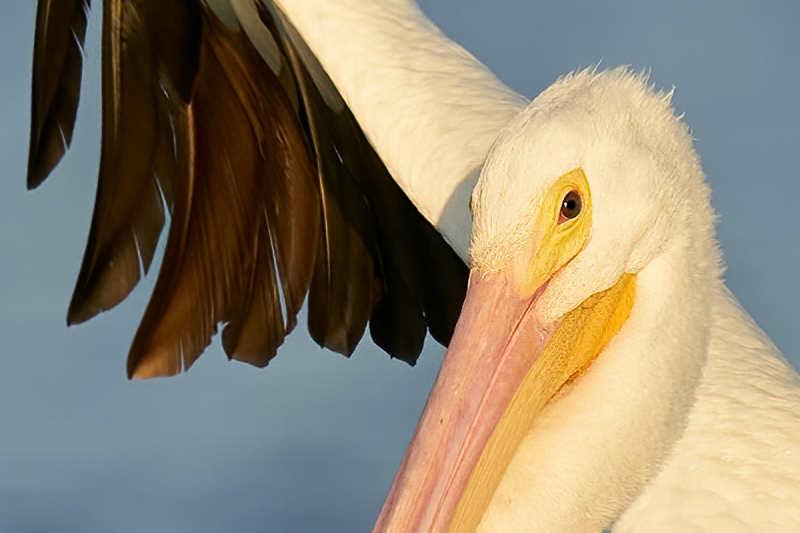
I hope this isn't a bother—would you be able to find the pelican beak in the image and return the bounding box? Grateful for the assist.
[373,269,636,532]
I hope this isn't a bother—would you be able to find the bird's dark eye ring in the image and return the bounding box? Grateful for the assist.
[559,190,582,223]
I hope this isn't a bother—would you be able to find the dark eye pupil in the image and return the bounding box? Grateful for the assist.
[560,190,582,222]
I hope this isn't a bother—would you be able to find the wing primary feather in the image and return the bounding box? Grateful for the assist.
[31,0,468,376]
[66,0,202,326]
[271,7,468,363]
[28,0,91,189]
[127,10,319,378]
[271,14,380,356]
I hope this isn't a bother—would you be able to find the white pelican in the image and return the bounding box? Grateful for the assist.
[26,0,800,531]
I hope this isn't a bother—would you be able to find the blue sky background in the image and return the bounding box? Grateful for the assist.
[1,2,799,532]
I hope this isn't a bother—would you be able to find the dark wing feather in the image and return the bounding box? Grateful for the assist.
[269,15,382,356]
[127,12,319,378]
[272,10,468,363]
[67,0,202,325]
[29,0,467,377]
[28,0,90,189]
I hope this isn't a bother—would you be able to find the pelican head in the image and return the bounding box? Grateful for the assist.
[376,67,723,532]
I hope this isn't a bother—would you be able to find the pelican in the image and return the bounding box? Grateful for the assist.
[27,0,800,531]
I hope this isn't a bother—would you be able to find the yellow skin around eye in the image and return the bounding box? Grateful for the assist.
[516,167,593,297]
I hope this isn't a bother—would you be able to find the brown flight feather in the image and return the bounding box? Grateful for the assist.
[268,14,382,357]
[67,0,202,326]
[127,12,319,378]
[28,0,90,189]
[272,10,468,362]
[28,0,467,378]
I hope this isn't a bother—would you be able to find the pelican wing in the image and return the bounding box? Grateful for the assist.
[27,0,468,377]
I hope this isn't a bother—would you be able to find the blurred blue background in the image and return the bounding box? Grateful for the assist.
[1,1,798,532]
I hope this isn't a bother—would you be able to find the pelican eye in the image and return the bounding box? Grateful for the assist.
[559,190,582,223]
